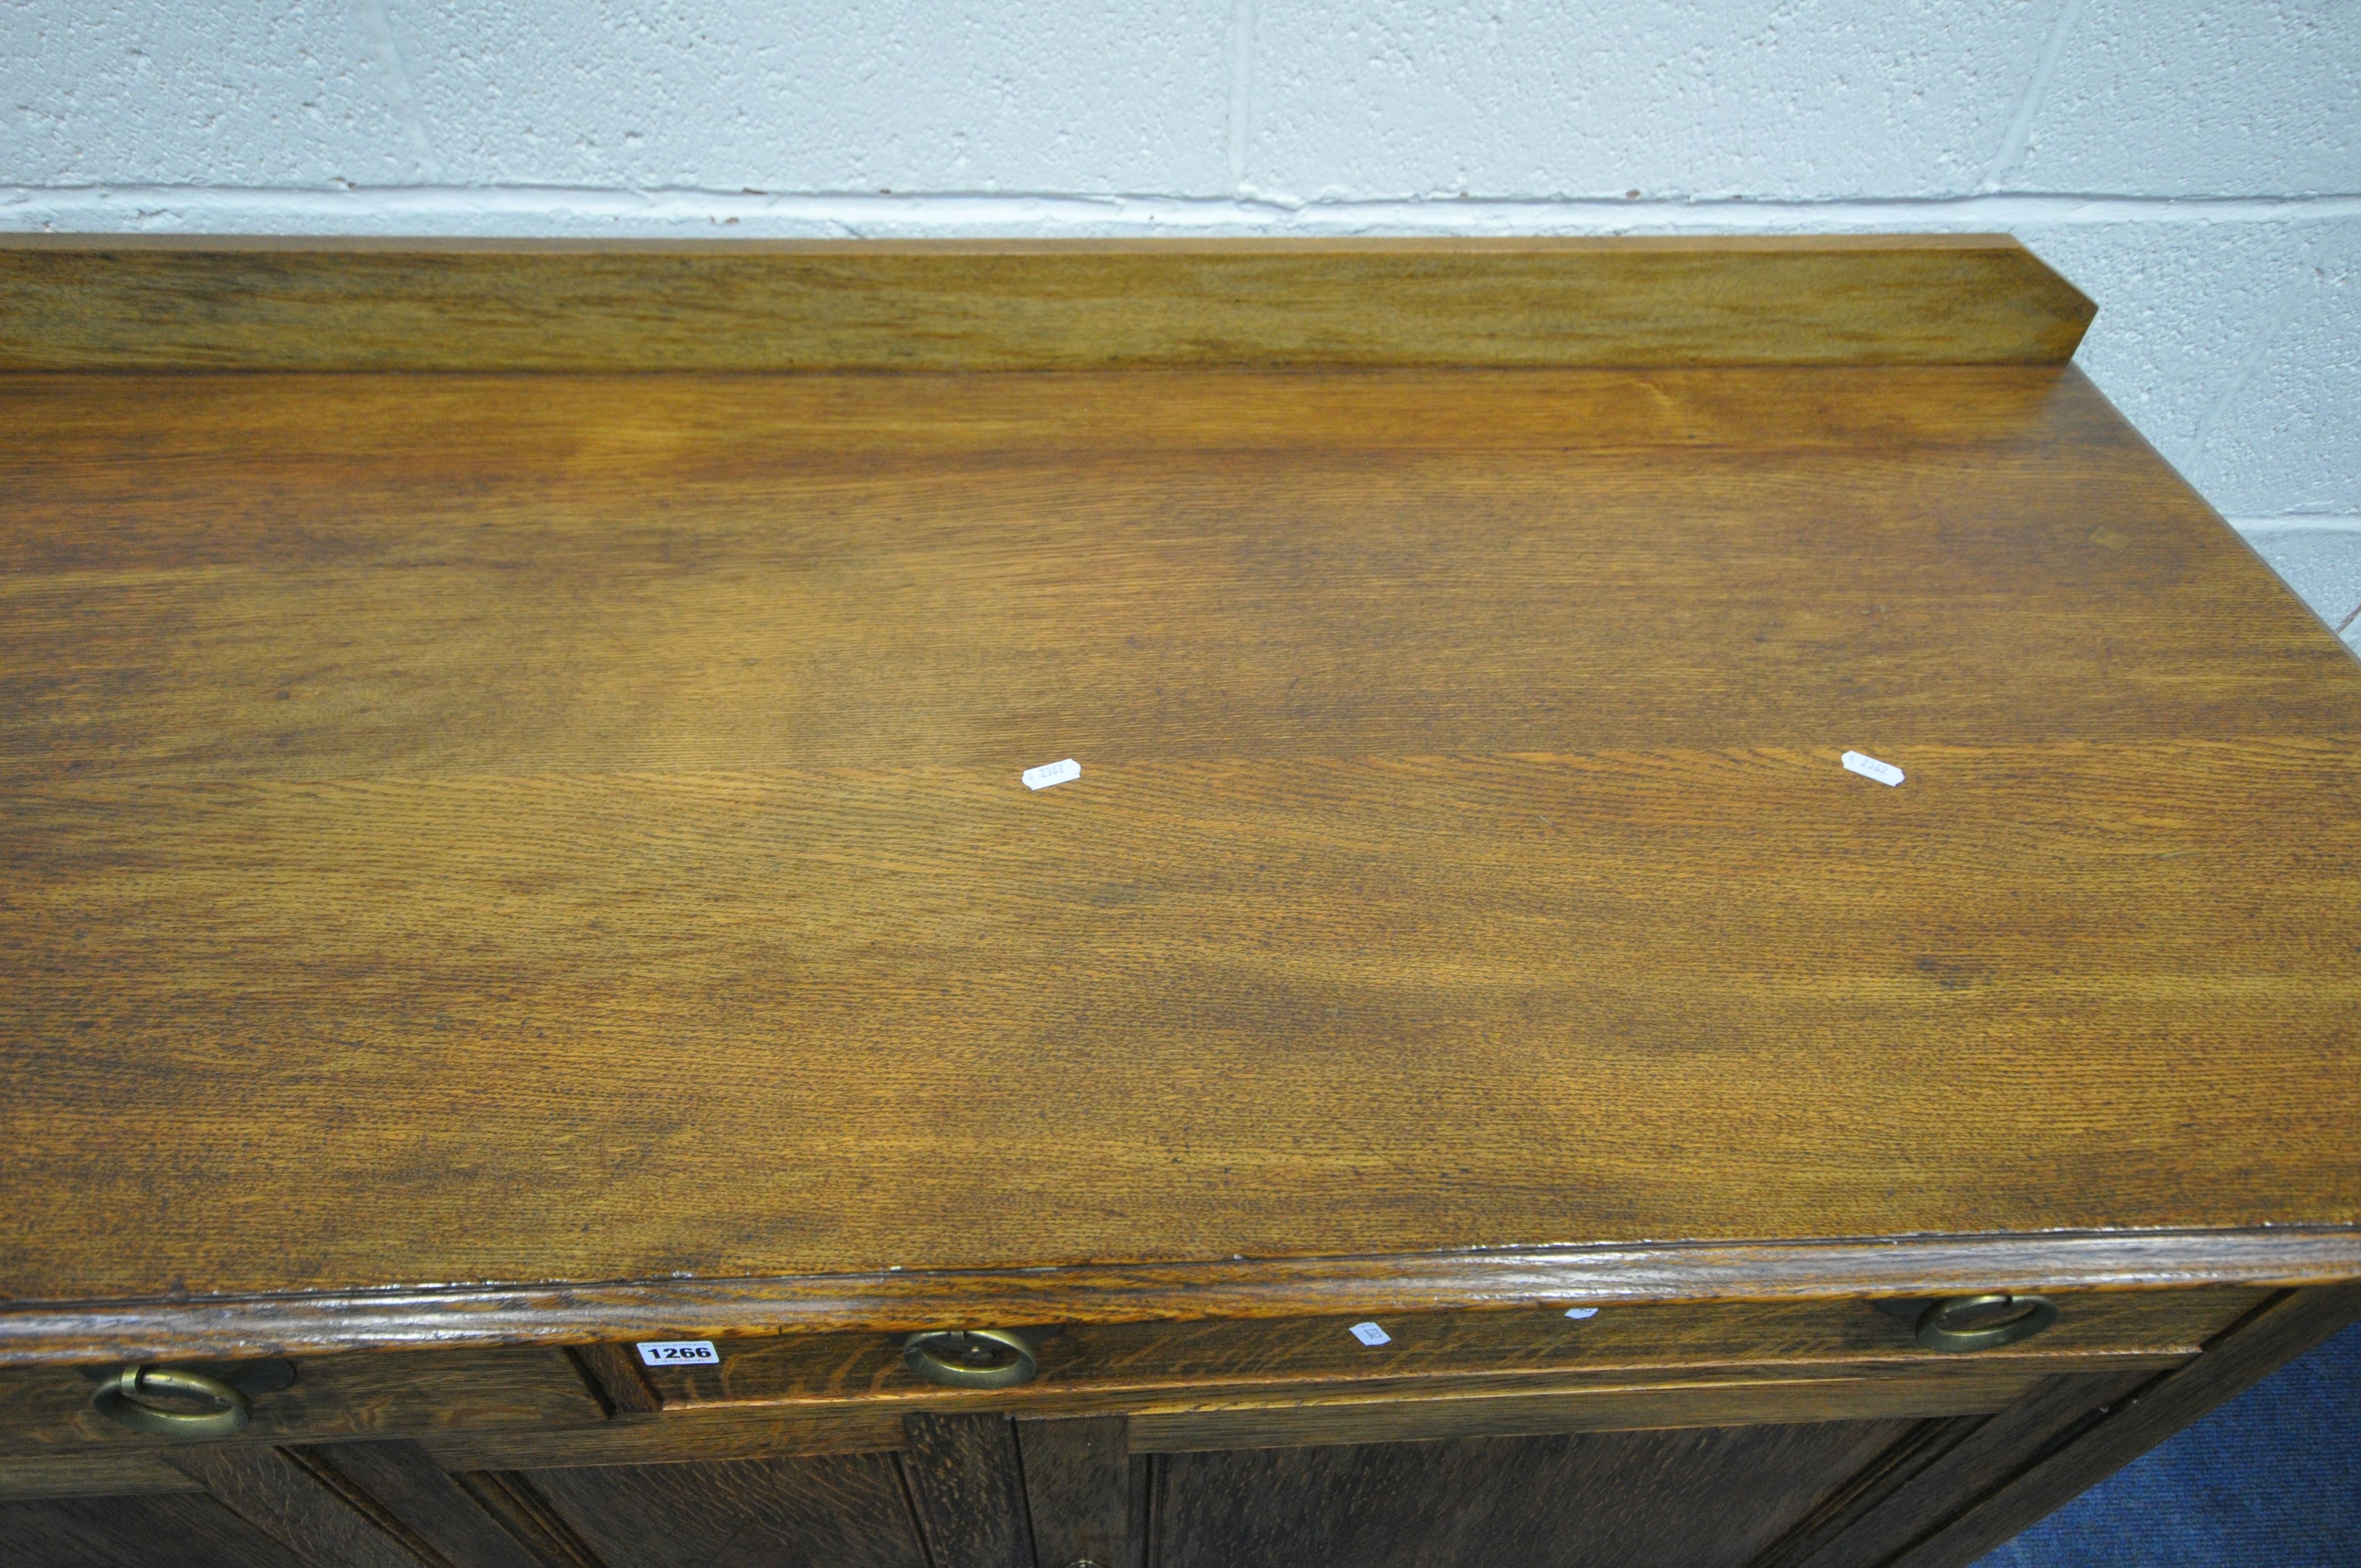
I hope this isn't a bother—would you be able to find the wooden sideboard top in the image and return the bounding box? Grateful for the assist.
[0,232,2090,372]
[1,238,2355,1364]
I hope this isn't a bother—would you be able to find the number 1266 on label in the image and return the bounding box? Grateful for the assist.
[636,1340,720,1366]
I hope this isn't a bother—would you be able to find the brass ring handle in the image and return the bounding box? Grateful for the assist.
[902,1329,1038,1389]
[93,1366,253,1437]
[1916,1293,2058,1353]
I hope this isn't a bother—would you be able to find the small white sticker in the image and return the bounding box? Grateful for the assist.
[635,1340,719,1366]
[1841,751,1905,787]
[1563,1307,1600,1321]
[1348,1321,1391,1346]
[1022,758,1081,791]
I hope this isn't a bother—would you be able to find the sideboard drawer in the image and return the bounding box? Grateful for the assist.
[0,1346,607,1455]
[638,1287,2268,1414]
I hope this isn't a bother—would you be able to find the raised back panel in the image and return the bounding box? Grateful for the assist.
[0,235,2091,372]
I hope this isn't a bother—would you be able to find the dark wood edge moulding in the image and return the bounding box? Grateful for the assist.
[5,1227,2355,1368]
[0,232,2093,372]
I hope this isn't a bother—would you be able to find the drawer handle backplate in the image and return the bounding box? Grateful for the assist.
[902,1329,1039,1389]
[1916,1293,2058,1352]
[94,1365,253,1438]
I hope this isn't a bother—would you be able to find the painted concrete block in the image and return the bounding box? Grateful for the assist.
[1245,0,2068,200]
[2012,0,2361,196]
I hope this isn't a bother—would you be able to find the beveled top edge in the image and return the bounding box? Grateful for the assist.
[0,231,2092,370]
[2,1226,2352,1368]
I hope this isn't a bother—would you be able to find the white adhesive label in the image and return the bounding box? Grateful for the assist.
[636,1340,720,1366]
[1348,1321,1391,1347]
[1841,750,1905,787]
[1563,1307,1600,1321]
[1022,758,1081,791]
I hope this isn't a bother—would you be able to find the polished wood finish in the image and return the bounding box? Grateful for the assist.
[165,1444,427,1567]
[526,1454,929,1568]
[645,1292,2257,1413]
[3,359,2358,1361]
[317,1441,551,1568]
[12,1297,2333,1565]
[1016,1417,1130,1568]
[1128,1367,2058,1455]
[445,1471,606,1568]
[902,1414,1035,1568]
[1152,1419,1919,1568]
[0,235,2091,372]
[4,1303,2342,1558]
[660,1355,2192,1433]
[415,1349,2164,1472]
[0,1492,312,1568]
[421,1404,907,1473]
[567,1346,665,1417]
[10,1232,2353,1367]
[0,1348,607,1453]
[3,241,2356,1567]
[0,1450,202,1501]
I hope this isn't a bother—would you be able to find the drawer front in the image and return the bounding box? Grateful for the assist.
[1125,1360,2072,1455]
[0,1287,2266,1461]
[639,1287,2267,1414]
[0,1346,607,1456]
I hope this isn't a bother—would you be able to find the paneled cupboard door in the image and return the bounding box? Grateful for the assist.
[1146,1420,1919,1568]
[522,1455,930,1568]
[16,1313,2322,1568]
[0,1494,313,1568]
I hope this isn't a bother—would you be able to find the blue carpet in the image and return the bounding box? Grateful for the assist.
[1974,1317,2361,1567]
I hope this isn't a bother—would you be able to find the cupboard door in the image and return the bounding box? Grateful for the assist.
[0,1493,313,1568]
[1151,1419,1918,1568]
[520,1455,929,1568]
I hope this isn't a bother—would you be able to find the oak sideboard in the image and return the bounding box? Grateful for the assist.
[2,236,2355,1568]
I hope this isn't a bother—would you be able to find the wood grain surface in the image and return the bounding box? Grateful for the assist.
[646,1292,2255,1411]
[1016,1415,1130,1568]
[314,1440,551,1568]
[1763,1370,2153,1568]
[447,1470,608,1568]
[1151,1419,1917,1568]
[0,1449,205,1501]
[526,1453,929,1568]
[1122,1367,2045,1454]
[4,361,2359,1358]
[422,1404,909,1474]
[8,1231,2352,1366]
[166,1444,429,1568]
[0,1491,314,1568]
[901,1414,1033,1568]
[426,1354,2190,1470]
[567,1344,663,1416]
[0,1347,606,1455]
[0,235,2091,372]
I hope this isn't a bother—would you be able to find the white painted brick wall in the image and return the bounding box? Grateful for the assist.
[3,0,2356,641]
